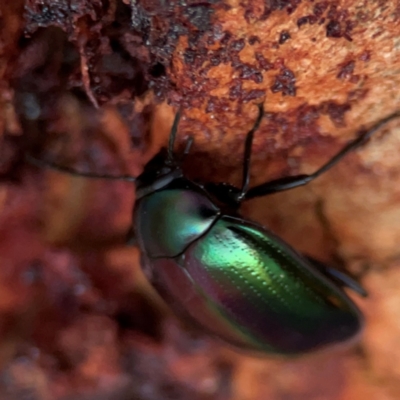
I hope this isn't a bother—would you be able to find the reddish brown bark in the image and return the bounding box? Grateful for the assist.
[0,1,400,399]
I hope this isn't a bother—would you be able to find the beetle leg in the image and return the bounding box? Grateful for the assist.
[238,103,264,200]
[244,111,400,199]
[167,109,182,163]
[306,256,367,297]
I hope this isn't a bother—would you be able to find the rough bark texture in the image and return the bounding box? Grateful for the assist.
[0,0,400,399]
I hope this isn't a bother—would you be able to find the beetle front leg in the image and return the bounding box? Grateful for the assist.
[244,111,400,200]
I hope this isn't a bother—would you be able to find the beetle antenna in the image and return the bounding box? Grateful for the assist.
[25,153,136,182]
[167,109,182,163]
[239,103,264,199]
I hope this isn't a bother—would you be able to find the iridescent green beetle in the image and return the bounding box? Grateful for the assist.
[29,105,400,355]
[134,104,397,355]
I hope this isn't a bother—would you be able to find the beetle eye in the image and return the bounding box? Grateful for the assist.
[199,205,218,219]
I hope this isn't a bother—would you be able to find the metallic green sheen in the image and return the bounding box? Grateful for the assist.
[135,189,220,258]
[177,215,362,354]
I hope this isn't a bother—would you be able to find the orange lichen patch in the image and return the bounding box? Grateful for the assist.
[137,1,400,169]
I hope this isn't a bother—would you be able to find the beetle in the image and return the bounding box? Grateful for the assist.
[27,104,400,355]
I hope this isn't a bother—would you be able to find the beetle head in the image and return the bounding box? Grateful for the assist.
[135,148,183,199]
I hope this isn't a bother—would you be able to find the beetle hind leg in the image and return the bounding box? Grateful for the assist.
[306,256,368,297]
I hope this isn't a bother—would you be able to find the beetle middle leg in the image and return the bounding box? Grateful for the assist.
[243,111,400,200]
